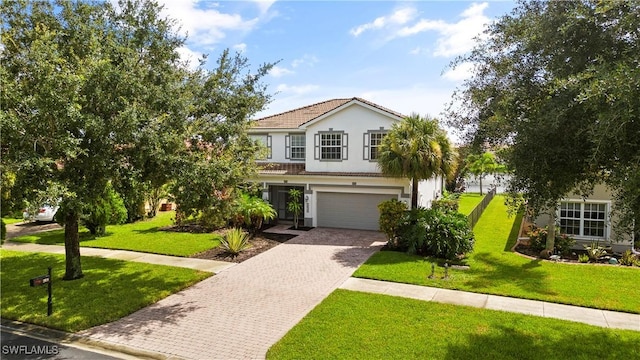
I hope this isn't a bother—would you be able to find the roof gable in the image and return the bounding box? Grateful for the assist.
[252,97,404,129]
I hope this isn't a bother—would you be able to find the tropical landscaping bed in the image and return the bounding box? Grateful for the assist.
[355,195,640,314]
[268,290,640,360]
[191,231,294,263]
[0,250,211,332]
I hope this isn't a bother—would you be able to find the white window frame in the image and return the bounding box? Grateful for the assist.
[285,133,306,160]
[363,130,387,161]
[558,200,610,240]
[314,131,348,161]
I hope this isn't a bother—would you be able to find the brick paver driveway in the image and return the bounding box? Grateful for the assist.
[80,228,385,359]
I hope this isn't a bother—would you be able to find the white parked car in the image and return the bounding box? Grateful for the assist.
[23,204,60,222]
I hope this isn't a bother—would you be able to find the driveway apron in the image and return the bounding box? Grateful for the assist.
[80,228,386,360]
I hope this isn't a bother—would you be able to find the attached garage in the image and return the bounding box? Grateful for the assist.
[316,192,396,231]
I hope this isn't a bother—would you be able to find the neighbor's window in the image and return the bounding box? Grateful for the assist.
[559,202,607,238]
[290,134,305,160]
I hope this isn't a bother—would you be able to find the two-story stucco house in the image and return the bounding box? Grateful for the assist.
[248,97,444,231]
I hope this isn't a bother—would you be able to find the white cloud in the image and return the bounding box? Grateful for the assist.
[275,84,319,95]
[269,66,294,78]
[233,43,247,53]
[291,54,319,68]
[350,7,417,37]
[442,62,475,82]
[155,0,274,48]
[176,46,204,70]
[352,2,491,58]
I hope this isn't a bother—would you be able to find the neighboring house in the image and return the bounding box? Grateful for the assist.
[533,184,634,253]
[248,97,443,231]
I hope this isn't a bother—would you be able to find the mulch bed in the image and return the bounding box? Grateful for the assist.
[287,226,314,231]
[190,232,297,263]
[514,244,623,265]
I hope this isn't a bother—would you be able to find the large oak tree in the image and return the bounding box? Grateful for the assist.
[447,0,639,249]
[1,0,274,279]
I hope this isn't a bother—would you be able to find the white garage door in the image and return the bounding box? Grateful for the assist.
[316,192,396,231]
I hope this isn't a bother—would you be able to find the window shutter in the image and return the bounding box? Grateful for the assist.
[363,133,370,160]
[285,135,290,159]
[314,133,320,160]
[342,133,349,160]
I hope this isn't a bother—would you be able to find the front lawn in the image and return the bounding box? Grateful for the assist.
[2,216,24,225]
[11,212,220,257]
[457,192,485,215]
[0,250,211,332]
[354,195,640,313]
[268,290,640,360]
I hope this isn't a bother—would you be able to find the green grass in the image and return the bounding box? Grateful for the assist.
[2,216,24,225]
[268,290,640,360]
[457,192,485,215]
[354,195,640,313]
[0,250,211,332]
[11,212,220,256]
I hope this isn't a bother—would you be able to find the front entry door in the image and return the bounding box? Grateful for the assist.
[271,186,304,221]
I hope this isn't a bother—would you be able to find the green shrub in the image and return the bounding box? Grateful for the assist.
[527,225,575,255]
[422,209,475,260]
[220,228,251,256]
[578,253,590,263]
[81,183,128,236]
[396,208,430,253]
[619,250,639,266]
[234,193,276,233]
[584,241,607,261]
[431,199,459,212]
[1,219,6,244]
[378,199,408,248]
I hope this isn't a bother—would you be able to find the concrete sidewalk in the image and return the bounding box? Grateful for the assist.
[1,241,235,274]
[340,278,640,331]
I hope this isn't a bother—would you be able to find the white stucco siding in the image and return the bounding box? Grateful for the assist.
[417,176,443,208]
[303,104,397,173]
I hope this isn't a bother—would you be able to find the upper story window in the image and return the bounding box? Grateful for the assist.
[559,201,608,238]
[285,134,306,160]
[250,134,272,159]
[363,130,387,161]
[314,130,348,161]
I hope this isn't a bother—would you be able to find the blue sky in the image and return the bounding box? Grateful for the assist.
[155,1,516,122]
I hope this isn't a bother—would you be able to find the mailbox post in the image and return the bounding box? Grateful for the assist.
[29,267,52,316]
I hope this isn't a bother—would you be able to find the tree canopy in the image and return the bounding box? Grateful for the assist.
[0,0,274,279]
[446,0,639,244]
[378,114,457,208]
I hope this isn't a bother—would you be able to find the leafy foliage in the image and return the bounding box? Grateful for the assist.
[79,183,128,236]
[447,0,640,242]
[390,207,475,260]
[220,228,251,256]
[618,250,640,267]
[465,152,506,196]
[377,114,457,208]
[287,188,303,229]
[1,0,275,279]
[583,241,608,261]
[378,199,408,245]
[234,193,276,233]
[527,226,575,256]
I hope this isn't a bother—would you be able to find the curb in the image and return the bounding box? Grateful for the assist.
[1,318,182,360]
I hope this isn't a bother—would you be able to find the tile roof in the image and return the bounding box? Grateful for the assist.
[253,97,405,129]
[257,162,393,178]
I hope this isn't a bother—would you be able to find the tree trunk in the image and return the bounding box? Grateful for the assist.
[546,210,556,251]
[411,178,419,209]
[63,210,84,280]
[479,175,484,196]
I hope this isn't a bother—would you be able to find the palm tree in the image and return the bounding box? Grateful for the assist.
[465,152,506,195]
[378,114,457,208]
